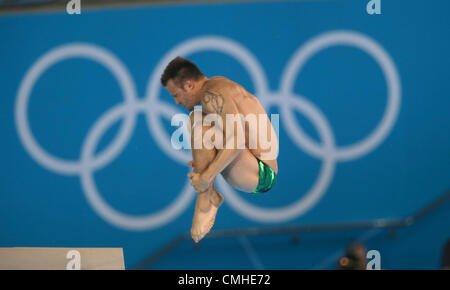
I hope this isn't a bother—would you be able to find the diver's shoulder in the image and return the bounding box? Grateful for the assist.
[205,77,242,94]
[206,76,232,87]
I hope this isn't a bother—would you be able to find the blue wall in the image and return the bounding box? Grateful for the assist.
[0,0,449,269]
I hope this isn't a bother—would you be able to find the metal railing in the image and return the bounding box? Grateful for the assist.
[132,189,450,269]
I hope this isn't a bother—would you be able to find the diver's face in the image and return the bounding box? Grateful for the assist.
[166,79,195,111]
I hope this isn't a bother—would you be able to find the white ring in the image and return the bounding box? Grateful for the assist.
[217,95,336,222]
[80,102,196,230]
[280,30,401,161]
[15,43,138,175]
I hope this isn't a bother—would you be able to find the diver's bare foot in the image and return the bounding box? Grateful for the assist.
[190,191,223,243]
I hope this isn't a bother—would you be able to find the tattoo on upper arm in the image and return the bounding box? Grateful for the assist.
[202,91,225,114]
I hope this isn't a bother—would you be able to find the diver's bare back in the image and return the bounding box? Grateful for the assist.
[201,76,278,174]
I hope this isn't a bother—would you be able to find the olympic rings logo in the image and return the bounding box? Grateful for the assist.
[15,30,401,231]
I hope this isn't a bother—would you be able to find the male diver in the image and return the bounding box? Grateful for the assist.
[161,57,279,243]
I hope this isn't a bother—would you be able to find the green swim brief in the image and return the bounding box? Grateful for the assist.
[251,159,277,194]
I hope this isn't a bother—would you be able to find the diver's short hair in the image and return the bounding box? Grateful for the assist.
[160,56,205,87]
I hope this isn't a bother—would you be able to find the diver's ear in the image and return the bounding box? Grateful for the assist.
[184,79,194,91]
